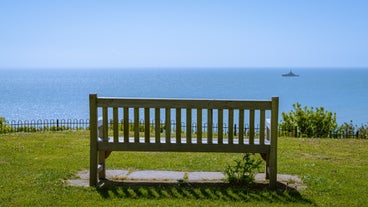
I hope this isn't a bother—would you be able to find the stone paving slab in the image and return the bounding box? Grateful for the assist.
[67,169,305,190]
[128,170,185,181]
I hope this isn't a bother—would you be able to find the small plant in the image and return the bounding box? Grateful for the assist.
[225,153,262,185]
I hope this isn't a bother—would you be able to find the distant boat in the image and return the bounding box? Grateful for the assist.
[282,70,299,77]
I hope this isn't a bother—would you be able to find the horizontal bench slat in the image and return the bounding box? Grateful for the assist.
[97,142,270,153]
[96,98,272,109]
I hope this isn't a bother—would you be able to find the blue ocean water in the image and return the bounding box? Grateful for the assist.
[0,68,367,124]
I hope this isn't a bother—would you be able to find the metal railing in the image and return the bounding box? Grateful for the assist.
[1,119,89,133]
[1,118,367,139]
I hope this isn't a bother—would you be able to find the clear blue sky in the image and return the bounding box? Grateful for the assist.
[1,0,367,69]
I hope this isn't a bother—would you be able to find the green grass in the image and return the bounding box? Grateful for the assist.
[1,131,367,206]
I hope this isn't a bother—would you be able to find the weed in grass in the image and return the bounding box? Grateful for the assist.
[225,153,262,185]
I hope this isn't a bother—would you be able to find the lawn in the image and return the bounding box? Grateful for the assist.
[0,131,367,206]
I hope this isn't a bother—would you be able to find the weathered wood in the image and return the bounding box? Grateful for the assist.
[165,108,171,143]
[123,107,129,143]
[207,109,213,144]
[134,108,139,143]
[102,107,108,142]
[90,94,278,189]
[144,108,150,143]
[89,94,98,186]
[249,109,255,145]
[98,142,271,153]
[113,107,119,143]
[186,108,192,144]
[97,98,273,110]
[260,110,265,145]
[269,97,279,189]
[228,109,234,144]
[218,109,223,144]
[239,109,244,144]
[176,108,181,143]
[197,108,202,143]
[155,108,160,143]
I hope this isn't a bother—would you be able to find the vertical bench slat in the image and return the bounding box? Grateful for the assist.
[249,109,255,144]
[218,109,223,144]
[207,109,213,144]
[134,108,139,143]
[260,109,265,145]
[89,94,98,186]
[228,109,234,144]
[165,108,171,143]
[102,107,108,142]
[155,108,160,143]
[239,109,244,144]
[186,108,192,144]
[123,107,129,143]
[113,107,119,143]
[197,108,202,144]
[144,108,150,143]
[269,97,279,189]
[176,108,181,143]
[100,106,108,179]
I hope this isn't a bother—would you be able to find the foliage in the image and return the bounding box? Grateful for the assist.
[0,117,11,133]
[280,103,337,138]
[356,123,368,139]
[336,121,356,138]
[224,153,262,185]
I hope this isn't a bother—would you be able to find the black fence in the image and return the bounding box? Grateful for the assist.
[0,119,89,133]
[0,119,366,139]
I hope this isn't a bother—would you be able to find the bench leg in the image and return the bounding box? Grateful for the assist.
[269,152,277,190]
[89,149,98,186]
[98,151,106,180]
[264,153,270,179]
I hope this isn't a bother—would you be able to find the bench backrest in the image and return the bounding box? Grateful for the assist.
[89,94,279,188]
[89,94,278,153]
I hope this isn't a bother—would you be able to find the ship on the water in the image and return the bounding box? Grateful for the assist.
[282,70,299,77]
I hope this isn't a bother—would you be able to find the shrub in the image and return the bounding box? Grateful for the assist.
[0,117,12,133]
[280,103,337,138]
[356,123,368,139]
[336,121,355,138]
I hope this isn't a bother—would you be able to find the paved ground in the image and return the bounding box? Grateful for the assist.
[67,169,305,190]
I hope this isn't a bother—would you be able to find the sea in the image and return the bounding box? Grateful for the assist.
[0,68,367,125]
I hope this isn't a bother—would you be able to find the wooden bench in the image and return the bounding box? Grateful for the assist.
[89,94,279,189]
